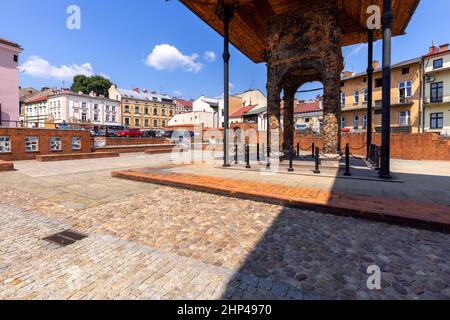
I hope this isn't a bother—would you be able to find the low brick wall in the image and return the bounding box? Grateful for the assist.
[0,128,92,161]
[0,160,14,171]
[36,152,119,162]
[101,137,170,147]
[294,133,450,161]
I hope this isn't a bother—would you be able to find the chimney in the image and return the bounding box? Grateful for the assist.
[143,89,148,94]
[440,44,449,52]
[342,71,353,77]
[373,60,380,70]
[89,91,96,97]
[429,41,440,54]
[151,91,157,95]
[133,88,140,93]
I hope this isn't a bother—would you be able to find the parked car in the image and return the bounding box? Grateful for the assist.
[115,128,142,138]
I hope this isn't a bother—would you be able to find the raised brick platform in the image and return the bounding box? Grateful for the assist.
[36,152,119,162]
[0,160,14,171]
[112,166,450,233]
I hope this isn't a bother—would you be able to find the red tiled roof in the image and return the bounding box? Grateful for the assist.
[174,99,193,108]
[423,48,450,58]
[25,96,48,104]
[294,100,321,114]
[0,38,21,49]
[230,105,257,118]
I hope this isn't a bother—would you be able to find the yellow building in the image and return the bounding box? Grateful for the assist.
[423,44,450,135]
[109,85,175,129]
[341,58,421,134]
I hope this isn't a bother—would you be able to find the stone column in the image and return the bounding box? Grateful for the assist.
[282,84,296,152]
[322,76,341,155]
[266,66,281,165]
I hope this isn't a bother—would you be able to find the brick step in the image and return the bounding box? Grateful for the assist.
[144,146,176,155]
[0,160,14,171]
[36,152,119,162]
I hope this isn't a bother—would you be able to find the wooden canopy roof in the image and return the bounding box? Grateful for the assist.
[180,0,420,63]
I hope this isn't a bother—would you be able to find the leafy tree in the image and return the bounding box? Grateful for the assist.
[71,75,112,97]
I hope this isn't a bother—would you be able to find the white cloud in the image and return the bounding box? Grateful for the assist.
[346,44,367,58]
[145,44,203,73]
[204,51,216,62]
[20,55,94,80]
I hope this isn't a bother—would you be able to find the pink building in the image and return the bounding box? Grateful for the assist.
[0,38,23,127]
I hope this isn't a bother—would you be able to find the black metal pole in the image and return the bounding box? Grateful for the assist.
[288,147,294,172]
[221,6,233,168]
[380,0,393,179]
[257,143,260,162]
[297,143,300,157]
[313,147,320,174]
[344,143,351,176]
[246,144,251,169]
[234,143,238,164]
[312,143,315,159]
[367,29,374,160]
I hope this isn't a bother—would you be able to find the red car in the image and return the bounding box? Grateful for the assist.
[115,128,142,138]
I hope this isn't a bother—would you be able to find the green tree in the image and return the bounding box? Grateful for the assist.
[71,75,112,97]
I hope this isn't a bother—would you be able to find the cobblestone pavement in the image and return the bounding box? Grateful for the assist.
[1,154,450,300]
[1,184,450,300]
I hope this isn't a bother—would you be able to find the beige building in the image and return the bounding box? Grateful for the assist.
[423,43,450,136]
[341,58,421,134]
[109,86,175,129]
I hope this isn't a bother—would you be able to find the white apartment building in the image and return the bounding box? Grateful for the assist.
[168,111,214,128]
[48,91,120,126]
[23,96,49,128]
[423,44,450,136]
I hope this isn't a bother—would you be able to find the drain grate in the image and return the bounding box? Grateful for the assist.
[43,230,87,247]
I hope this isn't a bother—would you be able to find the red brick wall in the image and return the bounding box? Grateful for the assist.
[294,133,450,161]
[0,128,91,161]
[102,137,170,146]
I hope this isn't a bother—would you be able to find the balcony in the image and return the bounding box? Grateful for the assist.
[425,95,450,104]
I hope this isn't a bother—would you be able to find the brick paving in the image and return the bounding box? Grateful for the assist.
[112,165,450,231]
[1,153,450,300]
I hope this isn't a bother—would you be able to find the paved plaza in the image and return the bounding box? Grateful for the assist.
[1,153,450,300]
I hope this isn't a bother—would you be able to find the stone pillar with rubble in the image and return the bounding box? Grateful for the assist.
[265,0,344,156]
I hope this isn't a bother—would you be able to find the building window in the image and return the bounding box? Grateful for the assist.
[25,137,39,152]
[341,117,345,129]
[431,82,444,103]
[375,78,383,88]
[105,115,110,122]
[398,80,412,103]
[124,118,130,126]
[82,102,87,109]
[430,112,444,129]
[106,105,110,112]
[154,119,158,127]
[144,119,149,127]
[362,115,368,129]
[72,137,81,150]
[170,110,173,117]
[353,115,359,129]
[433,58,443,69]
[354,90,359,104]
[134,119,140,127]
[144,107,149,114]
[162,109,166,116]
[13,54,18,63]
[112,106,116,112]
[81,113,87,122]
[363,88,368,103]
[153,108,158,116]
[94,104,98,110]
[50,137,62,151]
[0,136,11,153]
[134,106,140,114]
[162,120,166,127]
[402,67,410,75]
[111,115,116,123]
[341,93,346,106]
[94,114,99,122]
[399,111,411,127]
[124,105,130,113]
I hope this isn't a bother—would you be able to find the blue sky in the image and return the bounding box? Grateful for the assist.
[0,0,448,101]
